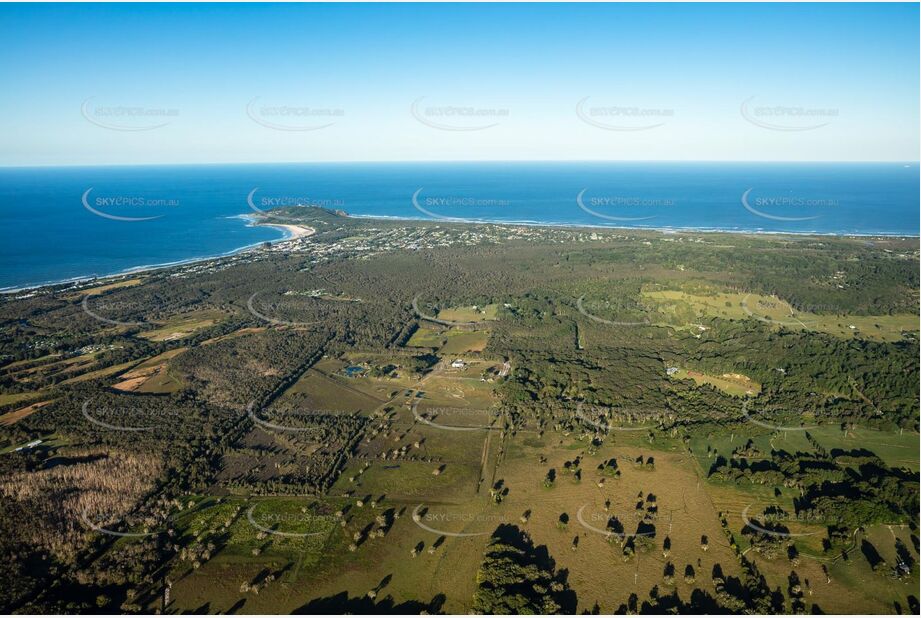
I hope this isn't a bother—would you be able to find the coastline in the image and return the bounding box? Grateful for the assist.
[2,211,914,295]
[348,212,921,239]
[0,218,315,295]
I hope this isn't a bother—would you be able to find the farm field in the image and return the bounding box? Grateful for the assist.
[0,210,916,615]
[642,289,918,342]
[137,309,226,342]
[405,326,491,354]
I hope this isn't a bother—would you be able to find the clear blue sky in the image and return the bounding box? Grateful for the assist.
[0,2,917,165]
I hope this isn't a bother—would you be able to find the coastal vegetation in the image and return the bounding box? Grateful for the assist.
[0,207,917,613]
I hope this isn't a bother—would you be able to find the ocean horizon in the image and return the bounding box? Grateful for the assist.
[1,161,918,291]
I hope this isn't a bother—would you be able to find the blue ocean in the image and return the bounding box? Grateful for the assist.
[0,162,918,291]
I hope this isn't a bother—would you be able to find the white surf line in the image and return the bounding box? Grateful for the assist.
[576,295,648,327]
[740,504,817,538]
[576,188,656,221]
[740,188,821,221]
[410,188,477,222]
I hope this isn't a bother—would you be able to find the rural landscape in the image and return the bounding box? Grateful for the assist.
[0,207,917,614]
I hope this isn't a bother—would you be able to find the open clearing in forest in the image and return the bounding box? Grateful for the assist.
[668,368,761,397]
[642,289,917,342]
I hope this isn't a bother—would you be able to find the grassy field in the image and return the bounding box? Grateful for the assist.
[0,390,49,407]
[642,289,917,342]
[63,277,143,300]
[406,327,490,354]
[112,348,188,393]
[137,309,226,342]
[668,368,761,396]
[59,359,140,385]
[690,425,920,473]
[696,462,918,614]
[279,367,386,414]
[4,351,101,384]
[161,410,918,614]
[0,399,54,425]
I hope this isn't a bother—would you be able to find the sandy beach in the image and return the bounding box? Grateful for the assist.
[255,222,316,241]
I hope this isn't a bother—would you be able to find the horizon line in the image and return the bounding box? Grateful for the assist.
[2,158,919,170]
